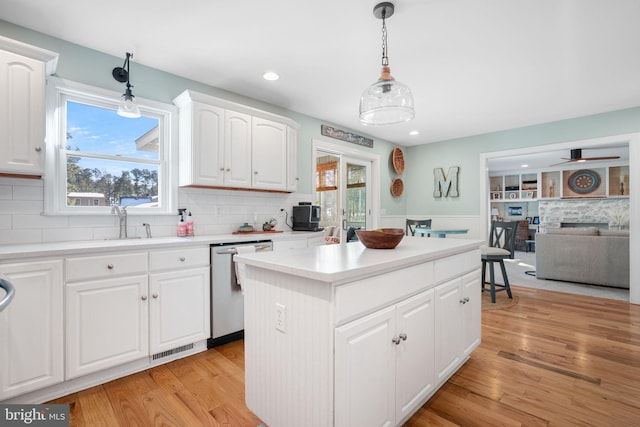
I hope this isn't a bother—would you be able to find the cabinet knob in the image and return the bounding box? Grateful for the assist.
[179,256,186,262]
[35,146,42,152]
[226,168,231,172]
[459,297,470,304]
[107,264,114,269]
[392,336,401,345]
[141,295,148,301]
[152,293,158,299]
[220,167,225,171]
[254,171,258,175]
[399,333,407,341]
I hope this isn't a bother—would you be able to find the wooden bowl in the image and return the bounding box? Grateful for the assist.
[355,228,405,249]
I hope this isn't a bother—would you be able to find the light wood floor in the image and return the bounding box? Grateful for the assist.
[49,286,640,426]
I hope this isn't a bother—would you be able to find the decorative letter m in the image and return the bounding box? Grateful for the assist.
[433,166,459,197]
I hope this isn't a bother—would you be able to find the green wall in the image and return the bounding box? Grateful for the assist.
[405,107,640,216]
[0,20,405,214]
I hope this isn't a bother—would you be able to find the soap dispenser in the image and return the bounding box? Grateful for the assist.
[177,209,187,237]
[186,211,194,236]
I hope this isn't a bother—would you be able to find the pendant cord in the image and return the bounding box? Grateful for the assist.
[381,10,388,66]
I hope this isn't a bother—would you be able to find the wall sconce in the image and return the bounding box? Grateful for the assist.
[112,52,141,118]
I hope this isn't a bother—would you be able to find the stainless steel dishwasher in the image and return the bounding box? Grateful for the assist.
[209,240,272,347]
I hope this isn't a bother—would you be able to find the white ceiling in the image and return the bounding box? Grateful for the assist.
[1,0,639,147]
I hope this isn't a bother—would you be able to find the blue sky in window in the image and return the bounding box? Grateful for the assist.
[66,101,158,174]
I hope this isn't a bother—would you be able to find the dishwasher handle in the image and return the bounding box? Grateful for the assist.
[216,244,272,255]
[0,278,16,312]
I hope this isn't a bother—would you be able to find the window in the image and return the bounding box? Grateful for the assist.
[45,77,177,215]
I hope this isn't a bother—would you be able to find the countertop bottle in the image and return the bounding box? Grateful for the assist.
[177,213,187,237]
[186,211,194,236]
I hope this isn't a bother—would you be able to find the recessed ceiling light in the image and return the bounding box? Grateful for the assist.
[262,71,280,81]
[521,164,529,168]
[409,130,419,136]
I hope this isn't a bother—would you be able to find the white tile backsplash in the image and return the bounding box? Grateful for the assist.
[0,177,310,245]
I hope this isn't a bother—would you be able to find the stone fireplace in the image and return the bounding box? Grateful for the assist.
[538,198,629,231]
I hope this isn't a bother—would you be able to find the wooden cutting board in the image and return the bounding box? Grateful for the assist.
[232,230,284,235]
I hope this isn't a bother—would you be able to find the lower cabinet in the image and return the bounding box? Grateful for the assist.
[66,246,210,379]
[434,270,481,383]
[0,260,64,400]
[66,275,149,379]
[334,289,435,427]
[149,266,210,355]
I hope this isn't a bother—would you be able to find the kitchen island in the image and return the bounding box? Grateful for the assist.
[235,237,483,427]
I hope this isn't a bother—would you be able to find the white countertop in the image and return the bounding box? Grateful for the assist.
[0,231,323,260]
[235,237,483,284]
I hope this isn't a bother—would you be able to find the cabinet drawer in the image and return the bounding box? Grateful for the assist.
[433,249,480,284]
[66,252,147,282]
[335,262,434,325]
[149,247,209,272]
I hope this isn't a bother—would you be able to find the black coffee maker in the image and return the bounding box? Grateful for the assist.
[292,202,322,231]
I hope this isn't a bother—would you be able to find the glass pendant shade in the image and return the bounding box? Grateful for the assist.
[117,87,141,118]
[359,66,415,126]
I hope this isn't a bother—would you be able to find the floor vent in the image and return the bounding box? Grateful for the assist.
[151,343,194,361]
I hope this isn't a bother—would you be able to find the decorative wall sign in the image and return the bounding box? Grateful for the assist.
[321,125,374,148]
[433,166,460,197]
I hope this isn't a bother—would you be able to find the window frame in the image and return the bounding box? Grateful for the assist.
[44,77,178,215]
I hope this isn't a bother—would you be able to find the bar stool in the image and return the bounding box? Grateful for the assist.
[481,221,518,303]
[406,219,432,237]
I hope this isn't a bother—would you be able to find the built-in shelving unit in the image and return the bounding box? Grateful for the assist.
[490,165,629,202]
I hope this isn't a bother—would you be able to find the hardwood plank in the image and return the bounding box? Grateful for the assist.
[46,285,640,426]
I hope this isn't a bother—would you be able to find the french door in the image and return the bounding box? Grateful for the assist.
[315,149,372,243]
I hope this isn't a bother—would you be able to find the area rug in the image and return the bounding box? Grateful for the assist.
[481,291,519,310]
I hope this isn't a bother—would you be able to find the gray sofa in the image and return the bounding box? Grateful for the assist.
[535,227,629,288]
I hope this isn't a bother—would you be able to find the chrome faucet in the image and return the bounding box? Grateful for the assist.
[111,205,128,239]
[142,222,152,238]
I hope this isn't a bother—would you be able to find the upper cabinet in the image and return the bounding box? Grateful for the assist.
[0,36,58,177]
[173,90,299,192]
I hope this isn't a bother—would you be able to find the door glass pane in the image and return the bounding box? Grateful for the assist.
[316,153,340,228]
[346,162,366,230]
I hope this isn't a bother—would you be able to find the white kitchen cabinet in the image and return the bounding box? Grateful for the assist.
[252,117,287,190]
[434,269,481,383]
[0,37,58,176]
[0,259,63,400]
[148,247,210,355]
[224,110,252,187]
[335,289,435,427]
[173,89,299,192]
[287,126,299,191]
[176,100,225,187]
[66,270,149,379]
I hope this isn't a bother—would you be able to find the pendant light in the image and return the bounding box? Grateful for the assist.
[112,52,141,118]
[359,2,415,126]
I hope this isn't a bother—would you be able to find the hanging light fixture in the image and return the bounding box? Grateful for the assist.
[112,52,141,118]
[359,2,415,126]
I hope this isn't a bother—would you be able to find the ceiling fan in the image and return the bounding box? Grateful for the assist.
[550,148,620,166]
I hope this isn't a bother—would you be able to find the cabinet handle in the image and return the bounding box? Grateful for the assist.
[392,336,401,345]
[141,295,148,301]
[107,264,114,269]
[459,297,470,304]
[179,256,186,262]
[152,293,158,299]
[399,333,407,341]
[35,146,42,152]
